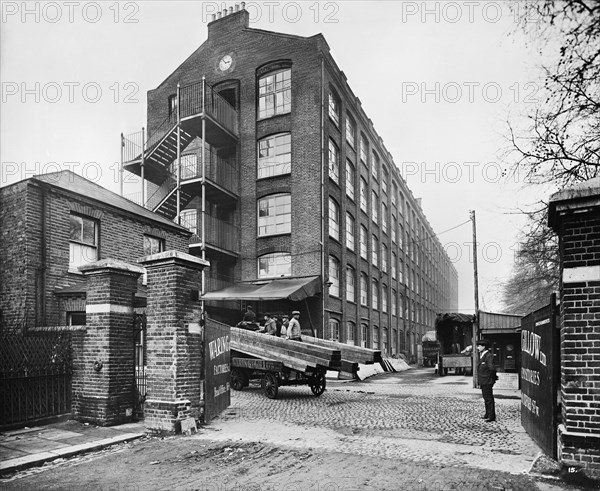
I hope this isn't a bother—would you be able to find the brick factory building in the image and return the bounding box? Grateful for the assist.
[0,170,191,331]
[121,4,458,359]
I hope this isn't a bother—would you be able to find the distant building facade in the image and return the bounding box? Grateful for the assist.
[121,5,458,358]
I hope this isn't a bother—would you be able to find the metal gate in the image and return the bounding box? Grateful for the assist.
[0,332,72,427]
[133,312,147,419]
[520,294,560,458]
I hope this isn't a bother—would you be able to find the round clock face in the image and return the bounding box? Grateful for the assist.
[219,55,233,71]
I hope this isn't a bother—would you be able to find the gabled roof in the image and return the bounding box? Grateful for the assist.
[27,170,189,233]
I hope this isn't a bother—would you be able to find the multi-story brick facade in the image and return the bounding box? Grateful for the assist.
[122,5,458,358]
[549,178,600,479]
[0,170,191,330]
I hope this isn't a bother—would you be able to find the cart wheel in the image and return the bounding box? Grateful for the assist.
[309,373,326,396]
[231,368,247,391]
[262,372,279,399]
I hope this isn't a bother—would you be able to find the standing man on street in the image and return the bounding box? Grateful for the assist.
[477,339,497,422]
[286,311,302,341]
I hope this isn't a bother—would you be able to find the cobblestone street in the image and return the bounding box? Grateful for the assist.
[208,367,541,473]
[3,367,578,491]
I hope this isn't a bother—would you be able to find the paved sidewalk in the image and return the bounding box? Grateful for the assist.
[0,420,145,474]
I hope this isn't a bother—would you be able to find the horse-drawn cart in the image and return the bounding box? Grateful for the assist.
[230,355,326,399]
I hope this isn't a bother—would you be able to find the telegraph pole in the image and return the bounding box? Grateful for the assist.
[470,210,480,388]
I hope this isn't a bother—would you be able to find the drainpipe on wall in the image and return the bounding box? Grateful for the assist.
[38,184,49,327]
[320,56,326,339]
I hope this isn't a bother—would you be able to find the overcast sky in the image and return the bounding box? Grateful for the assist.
[1,1,558,315]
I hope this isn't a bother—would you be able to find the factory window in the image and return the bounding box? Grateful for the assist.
[391,289,397,316]
[346,212,355,251]
[258,68,291,119]
[373,326,380,349]
[372,280,379,311]
[347,321,356,344]
[328,255,340,298]
[360,273,368,306]
[360,178,368,213]
[346,266,355,303]
[391,216,397,244]
[372,235,379,267]
[258,252,291,278]
[381,202,388,234]
[361,323,368,348]
[346,159,355,200]
[360,133,368,165]
[329,197,340,241]
[371,191,378,224]
[372,151,379,181]
[392,252,397,279]
[329,318,340,342]
[345,115,356,148]
[329,139,340,184]
[328,90,340,127]
[382,166,389,193]
[360,225,368,260]
[381,243,388,273]
[257,133,291,179]
[69,213,98,272]
[257,193,291,236]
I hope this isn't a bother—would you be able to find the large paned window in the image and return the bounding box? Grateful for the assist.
[360,225,368,259]
[360,178,368,213]
[382,328,388,353]
[373,326,380,349]
[257,133,291,179]
[391,218,397,244]
[346,266,355,302]
[346,159,355,200]
[372,235,379,267]
[258,193,291,236]
[360,273,368,306]
[381,202,388,234]
[328,91,340,126]
[360,134,368,165]
[371,191,378,224]
[143,235,164,256]
[329,197,340,240]
[392,181,398,207]
[372,151,379,181]
[345,115,356,147]
[346,212,355,251]
[372,280,379,310]
[69,213,98,271]
[258,68,291,119]
[329,318,340,341]
[391,252,397,279]
[347,321,355,345]
[258,252,291,278]
[381,243,388,272]
[328,139,340,184]
[361,323,368,348]
[328,255,340,297]
[391,289,397,316]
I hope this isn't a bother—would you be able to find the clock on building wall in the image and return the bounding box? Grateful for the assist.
[219,54,233,72]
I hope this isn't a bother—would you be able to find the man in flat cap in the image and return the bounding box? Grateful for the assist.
[286,311,302,341]
[477,339,497,422]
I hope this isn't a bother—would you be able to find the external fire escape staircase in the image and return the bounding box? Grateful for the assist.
[121,78,239,221]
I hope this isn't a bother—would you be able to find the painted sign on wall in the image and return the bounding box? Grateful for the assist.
[204,320,231,422]
[520,295,559,458]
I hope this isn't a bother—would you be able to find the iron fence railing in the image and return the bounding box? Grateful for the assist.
[180,211,240,255]
[122,81,238,164]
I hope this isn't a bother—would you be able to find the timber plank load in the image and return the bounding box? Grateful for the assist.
[302,335,382,373]
[230,327,342,372]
